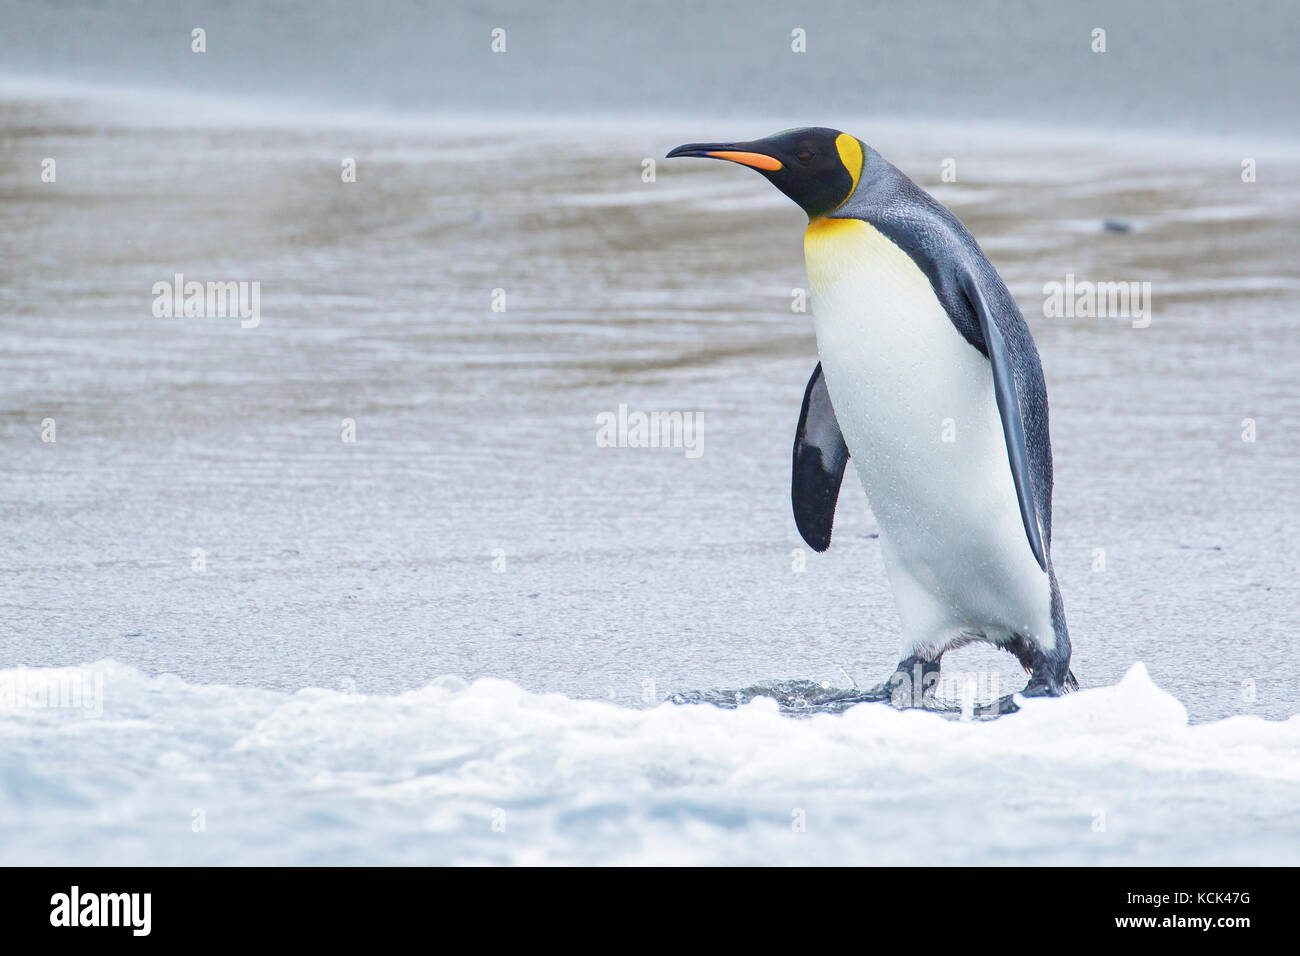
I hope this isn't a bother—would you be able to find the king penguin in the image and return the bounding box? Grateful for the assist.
[667,128,1074,712]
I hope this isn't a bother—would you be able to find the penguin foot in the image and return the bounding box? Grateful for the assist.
[972,675,1070,718]
[839,683,895,704]
[1021,678,1067,698]
[1003,634,1076,697]
[849,656,1073,718]
[862,655,941,710]
[973,693,1022,718]
[666,654,1070,718]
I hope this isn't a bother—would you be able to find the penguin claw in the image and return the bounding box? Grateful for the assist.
[969,679,1067,719]
[971,693,1021,718]
[857,682,899,704]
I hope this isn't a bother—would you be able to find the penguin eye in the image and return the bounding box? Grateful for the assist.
[795,150,815,164]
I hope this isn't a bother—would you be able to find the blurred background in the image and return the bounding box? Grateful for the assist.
[1,0,1297,136]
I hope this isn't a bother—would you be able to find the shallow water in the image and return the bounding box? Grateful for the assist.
[0,88,1298,863]
[3,90,1298,721]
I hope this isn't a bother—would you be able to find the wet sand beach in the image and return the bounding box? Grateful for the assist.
[2,89,1298,723]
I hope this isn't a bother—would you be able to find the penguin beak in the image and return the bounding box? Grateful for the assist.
[666,142,784,172]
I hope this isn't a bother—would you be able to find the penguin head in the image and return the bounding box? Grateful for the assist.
[667,127,864,219]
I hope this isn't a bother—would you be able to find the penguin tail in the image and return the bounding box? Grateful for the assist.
[1064,670,1079,693]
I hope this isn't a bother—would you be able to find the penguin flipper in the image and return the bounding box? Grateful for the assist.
[958,269,1048,571]
[792,362,851,552]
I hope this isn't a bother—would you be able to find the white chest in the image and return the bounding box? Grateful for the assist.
[802,217,1051,646]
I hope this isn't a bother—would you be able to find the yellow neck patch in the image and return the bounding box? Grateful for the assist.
[803,217,868,285]
[833,133,863,208]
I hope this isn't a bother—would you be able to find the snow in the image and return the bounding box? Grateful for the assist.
[2,661,1296,865]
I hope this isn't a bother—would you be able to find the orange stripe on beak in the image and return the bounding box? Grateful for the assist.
[704,150,783,171]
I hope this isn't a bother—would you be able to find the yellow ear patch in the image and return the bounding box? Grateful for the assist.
[834,134,863,205]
